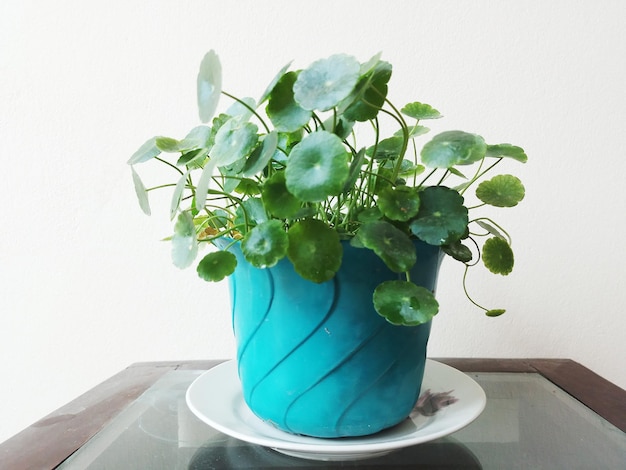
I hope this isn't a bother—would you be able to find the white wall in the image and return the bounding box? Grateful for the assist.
[1,0,625,442]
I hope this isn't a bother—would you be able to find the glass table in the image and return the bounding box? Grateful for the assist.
[2,359,624,469]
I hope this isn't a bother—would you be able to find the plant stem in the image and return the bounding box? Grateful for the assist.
[156,156,184,175]
[462,265,488,312]
[221,90,272,133]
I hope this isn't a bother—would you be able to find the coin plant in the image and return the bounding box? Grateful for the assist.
[128,51,527,326]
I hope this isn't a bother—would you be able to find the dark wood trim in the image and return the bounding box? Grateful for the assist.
[527,359,626,433]
[0,360,226,470]
[437,358,626,432]
[0,358,622,470]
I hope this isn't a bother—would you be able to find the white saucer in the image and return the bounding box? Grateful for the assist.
[186,359,485,461]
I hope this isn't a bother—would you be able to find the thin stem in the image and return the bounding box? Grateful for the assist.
[437,169,450,186]
[460,157,503,196]
[462,265,488,312]
[417,168,438,188]
[221,90,271,134]
[155,156,184,176]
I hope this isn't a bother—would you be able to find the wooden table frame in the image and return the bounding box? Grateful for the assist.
[1,358,624,470]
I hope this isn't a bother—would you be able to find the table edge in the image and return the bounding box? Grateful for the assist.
[1,358,623,470]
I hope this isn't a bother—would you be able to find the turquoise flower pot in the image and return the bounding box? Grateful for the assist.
[227,240,443,438]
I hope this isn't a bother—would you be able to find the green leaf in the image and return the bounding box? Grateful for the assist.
[448,167,468,179]
[267,71,312,132]
[258,60,293,105]
[367,136,403,160]
[197,250,237,282]
[285,131,349,202]
[342,147,366,194]
[394,125,430,139]
[373,280,439,326]
[128,137,161,164]
[476,174,525,207]
[155,136,181,152]
[177,148,205,167]
[486,144,528,163]
[486,309,506,317]
[179,126,211,151]
[293,54,360,111]
[244,131,278,177]
[241,220,289,268]
[377,185,421,222]
[287,219,342,283]
[482,237,514,275]
[225,97,256,122]
[442,240,473,263]
[357,220,416,273]
[234,197,268,230]
[194,158,217,212]
[357,207,383,222]
[382,159,425,178]
[170,170,189,220]
[476,220,506,240]
[197,50,222,123]
[130,166,151,215]
[421,131,487,168]
[234,178,261,196]
[409,186,468,245]
[342,60,392,122]
[322,114,355,140]
[262,171,301,218]
[401,102,442,120]
[219,157,247,193]
[171,212,198,269]
[211,119,259,167]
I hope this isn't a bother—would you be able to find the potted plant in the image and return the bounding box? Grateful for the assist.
[128,51,526,438]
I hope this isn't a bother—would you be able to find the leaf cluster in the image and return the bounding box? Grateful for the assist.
[129,51,527,325]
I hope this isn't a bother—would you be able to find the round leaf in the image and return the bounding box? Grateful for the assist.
[155,136,180,152]
[241,220,289,268]
[197,250,237,282]
[197,50,222,123]
[171,212,198,269]
[476,174,525,207]
[258,60,293,105]
[170,170,190,220]
[293,54,360,111]
[243,131,278,177]
[211,119,259,167]
[357,220,416,273]
[262,171,301,218]
[486,144,528,163]
[234,197,268,230]
[373,280,439,326]
[401,102,442,120]
[367,136,403,160]
[421,131,487,168]
[377,186,421,222]
[179,126,211,152]
[267,71,312,132]
[130,166,151,215]
[285,131,349,202]
[482,237,514,275]
[442,240,473,263]
[128,137,161,164]
[409,186,468,246]
[342,61,392,122]
[394,125,430,139]
[287,219,342,283]
[357,207,383,223]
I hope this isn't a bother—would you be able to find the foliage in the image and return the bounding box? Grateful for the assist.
[129,51,527,326]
